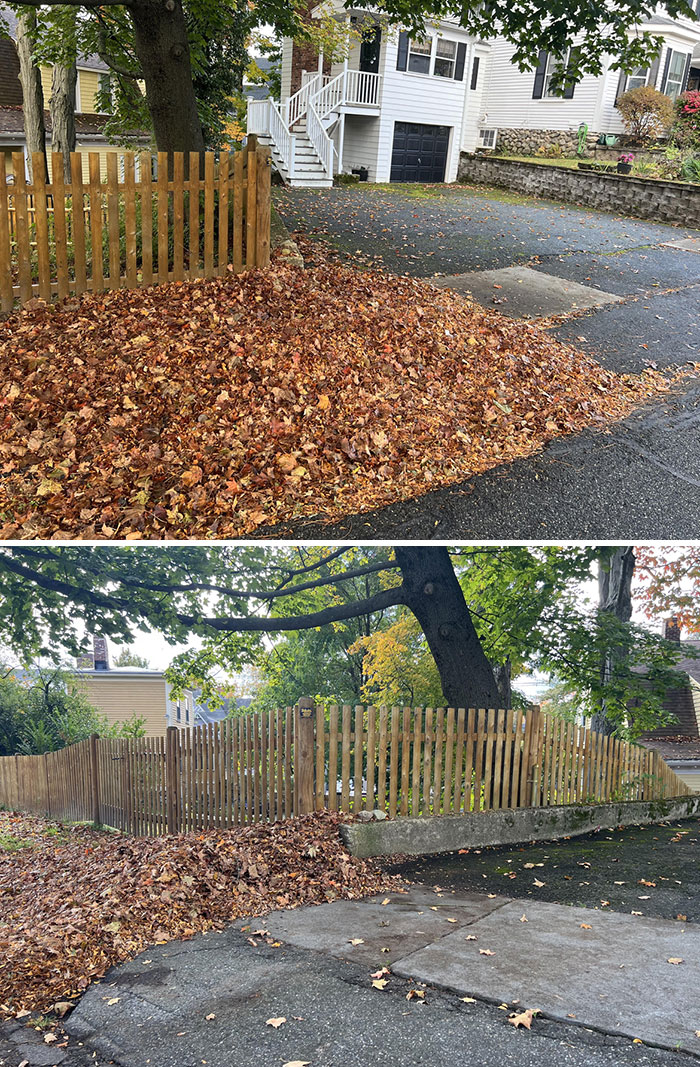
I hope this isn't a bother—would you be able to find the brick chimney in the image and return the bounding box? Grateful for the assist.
[664,617,681,643]
[93,636,110,671]
[289,1,331,95]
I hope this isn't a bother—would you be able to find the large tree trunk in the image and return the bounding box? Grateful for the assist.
[395,547,502,709]
[50,60,77,184]
[15,10,48,181]
[128,0,205,155]
[593,546,635,735]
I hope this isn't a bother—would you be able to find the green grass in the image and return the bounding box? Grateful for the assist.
[495,155,585,169]
[0,831,33,851]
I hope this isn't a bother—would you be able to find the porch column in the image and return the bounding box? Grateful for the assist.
[337,112,345,174]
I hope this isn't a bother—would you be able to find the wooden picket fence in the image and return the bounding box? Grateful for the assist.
[0,703,690,835]
[0,139,271,313]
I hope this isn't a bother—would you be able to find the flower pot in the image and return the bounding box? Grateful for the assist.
[617,163,632,174]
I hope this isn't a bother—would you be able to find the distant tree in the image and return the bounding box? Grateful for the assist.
[0,666,103,755]
[113,648,150,669]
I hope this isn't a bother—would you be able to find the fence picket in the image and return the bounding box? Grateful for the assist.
[13,153,32,303]
[88,153,104,292]
[51,154,70,301]
[0,155,12,312]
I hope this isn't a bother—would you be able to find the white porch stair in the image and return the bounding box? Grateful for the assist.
[247,70,381,189]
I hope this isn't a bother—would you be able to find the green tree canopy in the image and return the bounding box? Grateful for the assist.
[6,0,695,153]
[0,544,692,737]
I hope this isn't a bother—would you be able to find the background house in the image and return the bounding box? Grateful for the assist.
[0,5,149,179]
[72,636,194,737]
[251,2,700,185]
[478,11,700,156]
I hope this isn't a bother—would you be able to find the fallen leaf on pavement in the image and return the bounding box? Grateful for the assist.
[266,1017,287,1028]
[370,968,390,980]
[667,958,684,965]
[479,949,495,956]
[205,1013,216,1021]
[372,979,389,990]
[348,938,364,946]
[406,989,425,1001]
[508,1009,539,1030]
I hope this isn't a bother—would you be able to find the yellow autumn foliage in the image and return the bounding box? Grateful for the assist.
[350,613,445,707]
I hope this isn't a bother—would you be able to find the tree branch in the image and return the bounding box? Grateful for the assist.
[0,553,406,635]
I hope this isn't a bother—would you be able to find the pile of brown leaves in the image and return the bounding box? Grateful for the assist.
[0,262,692,539]
[0,810,398,1016]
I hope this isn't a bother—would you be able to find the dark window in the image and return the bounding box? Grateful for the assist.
[470,56,480,90]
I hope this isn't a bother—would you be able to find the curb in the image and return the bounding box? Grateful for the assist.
[339,795,700,858]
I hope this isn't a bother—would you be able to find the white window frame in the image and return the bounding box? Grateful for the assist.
[479,128,498,148]
[663,49,687,100]
[434,37,457,79]
[407,36,432,75]
[544,50,571,98]
[627,65,648,91]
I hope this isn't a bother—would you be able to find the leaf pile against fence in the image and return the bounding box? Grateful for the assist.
[0,140,271,313]
[0,705,690,834]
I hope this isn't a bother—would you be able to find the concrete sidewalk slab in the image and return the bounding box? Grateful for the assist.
[664,237,700,253]
[392,900,700,1054]
[263,887,507,966]
[430,265,623,318]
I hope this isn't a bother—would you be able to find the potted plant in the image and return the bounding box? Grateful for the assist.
[617,152,634,174]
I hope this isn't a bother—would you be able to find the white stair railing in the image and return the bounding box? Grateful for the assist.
[264,69,382,183]
[269,100,292,175]
[306,99,334,180]
[246,98,270,136]
[287,73,322,128]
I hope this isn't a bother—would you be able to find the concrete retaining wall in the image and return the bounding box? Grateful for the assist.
[339,795,700,859]
[457,153,700,228]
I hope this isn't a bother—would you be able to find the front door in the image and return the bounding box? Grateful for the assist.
[390,122,450,183]
[359,25,381,74]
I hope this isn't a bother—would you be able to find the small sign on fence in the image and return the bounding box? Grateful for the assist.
[0,139,272,313]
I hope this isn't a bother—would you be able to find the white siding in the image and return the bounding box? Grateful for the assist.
[461,44,491,151]
[375,28,473,182]
[480,36,604,135]
[342,115,381,178]
[281,37,293,102]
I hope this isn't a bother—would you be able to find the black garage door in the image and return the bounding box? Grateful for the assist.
[390,122,450,183]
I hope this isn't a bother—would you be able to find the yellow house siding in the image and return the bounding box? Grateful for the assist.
[77,676,169,736]
[78,69,102,114]
[40,65,53,104]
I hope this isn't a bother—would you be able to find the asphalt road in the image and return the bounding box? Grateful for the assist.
[269,184,700,540]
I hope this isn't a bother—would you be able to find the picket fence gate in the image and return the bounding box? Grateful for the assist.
[0,702,690,836]
[0,138,271,313]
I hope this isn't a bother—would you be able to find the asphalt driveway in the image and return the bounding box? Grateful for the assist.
[271,184,700,540]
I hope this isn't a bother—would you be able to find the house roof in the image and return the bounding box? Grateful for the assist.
[0,104,149,143]
[670,638,700,683]
[0,105,110,135]
[72,667,168,680]
[0,5,110,72]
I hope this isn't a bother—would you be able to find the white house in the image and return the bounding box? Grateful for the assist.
[247,2,700,186]
[479,9,700,156]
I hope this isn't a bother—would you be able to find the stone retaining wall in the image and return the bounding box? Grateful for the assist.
[340,794,700,858]
[458,153,700,227]
[495,127,599,156]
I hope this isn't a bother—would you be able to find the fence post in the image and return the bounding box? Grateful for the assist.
[296,697,316,815]
[166,726,179,834]
[89,733,101,826]
[14,753,20,811]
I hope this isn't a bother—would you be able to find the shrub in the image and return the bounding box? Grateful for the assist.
[670,90,700,148]
[616,85,674,142]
